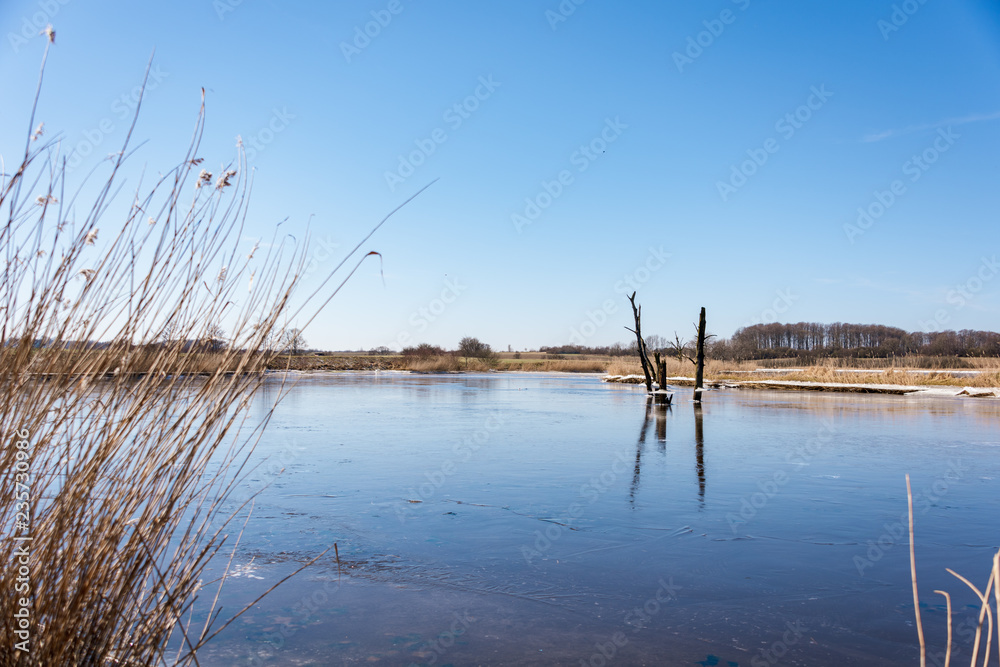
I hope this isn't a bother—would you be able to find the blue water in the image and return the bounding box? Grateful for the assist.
[196,372,1000,666]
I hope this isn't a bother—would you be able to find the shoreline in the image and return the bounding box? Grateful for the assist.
[604,373,1000,399]
[261,366,1000,399]
[38,363,997,400]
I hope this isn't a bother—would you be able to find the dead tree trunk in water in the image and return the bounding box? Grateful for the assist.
[694,307,706,402]
[626,292,654,393]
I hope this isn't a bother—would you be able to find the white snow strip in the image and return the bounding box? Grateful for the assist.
[604,374,999,398]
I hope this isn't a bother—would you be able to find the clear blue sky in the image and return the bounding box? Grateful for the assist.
[2,0,998,351]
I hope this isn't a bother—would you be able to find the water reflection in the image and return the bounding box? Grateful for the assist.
[628,402,652,505]
[655,398,668,444]
[629,397,674,506]
[695,404,705,504]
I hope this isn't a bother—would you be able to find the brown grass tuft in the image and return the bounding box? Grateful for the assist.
[501,358,608,373]
[406,355,462,372]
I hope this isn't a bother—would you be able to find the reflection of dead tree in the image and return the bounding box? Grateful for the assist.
[630,399,672,505]
[629,401,652,506]
[695,404,705,502]
[655,398,668,441]
[625,292,655,393]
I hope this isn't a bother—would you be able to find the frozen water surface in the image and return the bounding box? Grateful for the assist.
[195,372,1000,666]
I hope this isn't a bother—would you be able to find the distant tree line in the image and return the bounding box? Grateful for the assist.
[714,323,1000,360]
[329,324,1000,361]
[532,324,1000,361]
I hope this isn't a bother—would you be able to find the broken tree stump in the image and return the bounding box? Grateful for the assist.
[694,307,706,403]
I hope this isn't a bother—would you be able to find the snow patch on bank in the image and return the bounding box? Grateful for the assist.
[603,374,999,399]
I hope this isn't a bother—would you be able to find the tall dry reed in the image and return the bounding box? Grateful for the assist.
[0,40,409,665]
[906,475,1000,667]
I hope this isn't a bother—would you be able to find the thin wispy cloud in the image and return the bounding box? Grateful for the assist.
[862,110,1000,143]
[849,277,926,300]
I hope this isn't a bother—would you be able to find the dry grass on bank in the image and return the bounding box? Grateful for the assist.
[401,356,608,372]
[750,368,1000,388]
[275,353,1000,386]
[759,354,1000,370]
[405,356,462,372]
[268,354,401,372]
[9,348,246,376]
[404,355,610,373]
[498,358,609,373]
[605,357,737,378]
[268,354,612,374]
[605,356,1000,388]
